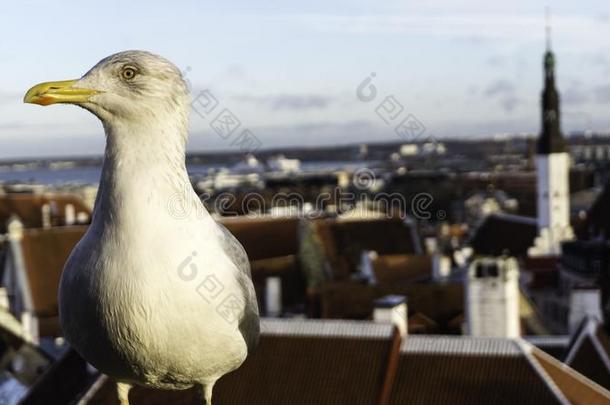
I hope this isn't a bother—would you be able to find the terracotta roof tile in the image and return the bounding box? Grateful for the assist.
[19,226,87,320]
[0,194,90,231]
[314,218,419,279]
[319,280,463,324]
[372,254,432,285]
[220,216,300,261]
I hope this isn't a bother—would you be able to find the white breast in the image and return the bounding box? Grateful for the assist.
[59,202,249,389]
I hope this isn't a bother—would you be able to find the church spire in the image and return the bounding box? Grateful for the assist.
[537,8,566,154]
[545,7,552,52]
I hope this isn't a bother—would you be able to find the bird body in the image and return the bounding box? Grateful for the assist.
[59,180,249,390]
[24,51,259,404]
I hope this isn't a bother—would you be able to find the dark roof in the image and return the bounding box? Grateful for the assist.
[44,319,610,404]
[523,257,560,289]
[220,216,300,261]
[313,218,420,280]
[77,319,401,405]
[408,312,439,334]
[215,216,305,315]
[249,255,305,314]
[587,179,610,237]
[215,319,400,405]
[532,343,610,405]
[0,319,53,403]
[80,375,201,404]
[565,317,610,390]
[318,280,463,325]
[371,254,432,286]
[390,336,566,405]
[525,335,570,360]
[19,349,96,405]
[469,213,538,257]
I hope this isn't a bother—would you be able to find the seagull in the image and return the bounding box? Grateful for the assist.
[24,51,260,405]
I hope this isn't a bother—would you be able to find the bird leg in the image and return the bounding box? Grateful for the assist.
[195,382,215,405]
[117,382,132,405]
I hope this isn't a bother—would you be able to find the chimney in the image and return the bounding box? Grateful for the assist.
[265,277,282,317]
[568,288,603,334]
[6,216,24,241]
[41,204,51,229]
[360,250,378,284]
[374,295,408,337]
[76,212,90,224]
[466,257,520,338]
[424,237,438,254]
[337,171,350,189]
[64,203,76,226]
[432,253,451,281]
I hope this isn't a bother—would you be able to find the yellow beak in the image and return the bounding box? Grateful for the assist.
[23,80,101,106]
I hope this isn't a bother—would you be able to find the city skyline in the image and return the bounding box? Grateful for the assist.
[1,1,610,158]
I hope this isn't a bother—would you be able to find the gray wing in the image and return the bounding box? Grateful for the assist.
[216,223,260,354]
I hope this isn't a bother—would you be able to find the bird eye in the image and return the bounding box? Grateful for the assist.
[121,66,138,80]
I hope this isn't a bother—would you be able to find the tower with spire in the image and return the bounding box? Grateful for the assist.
[529,10,574,257]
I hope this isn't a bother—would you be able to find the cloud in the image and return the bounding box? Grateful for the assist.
[187,119,384,151]
[290,13,610,47]
[483,79,519,112]
[594,85,610,103]
[484,79,515,97]
[234,93,336,110]
[500,96,519,112]
[563,86,589,106]
[224,65,246,79]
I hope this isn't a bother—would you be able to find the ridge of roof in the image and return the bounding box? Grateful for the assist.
[531,344,610,404]
[519,340,571,404]
[21,224,88,236]
[565,316,610,370]
[525,335,571,346]
[488,212,538,225]
[260,318,395,339]
[401,335,522,356]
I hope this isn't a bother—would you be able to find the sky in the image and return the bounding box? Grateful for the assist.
[0,0,609,158]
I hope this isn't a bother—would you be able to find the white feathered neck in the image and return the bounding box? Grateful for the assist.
[92,99,194,228]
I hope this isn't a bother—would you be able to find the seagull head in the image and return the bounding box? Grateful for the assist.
[24,50,190,131]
